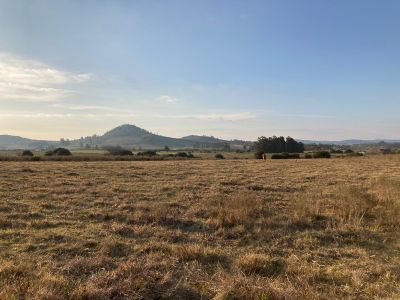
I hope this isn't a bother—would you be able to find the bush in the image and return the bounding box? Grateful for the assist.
[313,151,331,158]
[215,154,225,159]
[175,152,195,158]
[305,153,313,159]
[330,149,344,154]
[347,152,364,157]
[254,151,264,159]
[119,150,133,156]
[21,150,33,157]
[53,148,72,156]
[45,148,72,156]
[175,152,188,158]
[271,153,300,159]
[137,150,157,156]
[103,146,132,156]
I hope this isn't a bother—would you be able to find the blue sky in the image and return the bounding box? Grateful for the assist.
[0,0,399,140]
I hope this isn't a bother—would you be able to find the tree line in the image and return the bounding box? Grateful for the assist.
[254,136,305,154]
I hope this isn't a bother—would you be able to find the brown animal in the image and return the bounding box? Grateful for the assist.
[262,153,267,160]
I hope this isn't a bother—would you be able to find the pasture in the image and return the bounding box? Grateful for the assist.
[0,156,399,299]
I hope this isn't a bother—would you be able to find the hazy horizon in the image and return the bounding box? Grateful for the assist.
[1,1,399,141]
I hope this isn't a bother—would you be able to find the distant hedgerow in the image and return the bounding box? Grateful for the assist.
[137,150,157,156]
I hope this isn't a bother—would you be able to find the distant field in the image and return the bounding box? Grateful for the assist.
[0,149,255,160]
[0,156,399,299]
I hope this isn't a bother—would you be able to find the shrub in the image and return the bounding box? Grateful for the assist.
[305,153,313,159]
[137,150,157,156]
[175,152,188,158]
[175,152,195,158]
[120,150,133,156]
[271,153,300,159]
[330,149,344,154]
[104,146,132,156]
[45,150,54,156]
[53,148,72,156]
[45,148,71,156]
[347,152,364,157]
[313,151,331,158]
[271,154,285,159]
[22,150,33,157]
[215,153,225,159]
[254,151,264,159]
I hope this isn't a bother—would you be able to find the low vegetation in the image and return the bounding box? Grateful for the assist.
[104,145,133,156]
[45,147,72,156]
[0,156,399,299]
[271,153,300,159]
[21,150,34,157]
[312,150,331,158]
[137,150,158,156]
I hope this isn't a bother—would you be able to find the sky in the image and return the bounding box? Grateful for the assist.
[0,0,399,141]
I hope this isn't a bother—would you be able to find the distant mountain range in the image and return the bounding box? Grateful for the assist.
[0,124,399,150]
[299,139,400,145]
[0,135,58,150]
[0,124,250,150]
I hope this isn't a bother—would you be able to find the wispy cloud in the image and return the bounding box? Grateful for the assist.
[275,113,334,119]
[0,52,91,102]
[51,103,126,112]
[156,95,179,103]
[0,109,256,122]
[0,112,75,118]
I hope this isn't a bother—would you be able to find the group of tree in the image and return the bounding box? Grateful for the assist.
[253,136,305,154]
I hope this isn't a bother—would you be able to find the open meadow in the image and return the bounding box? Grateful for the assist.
[0,156,399,299]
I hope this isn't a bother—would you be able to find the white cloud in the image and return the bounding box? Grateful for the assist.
[0,52,91,102]
[156,95,179,103]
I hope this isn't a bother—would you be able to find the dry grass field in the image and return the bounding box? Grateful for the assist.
[0,156,399,299]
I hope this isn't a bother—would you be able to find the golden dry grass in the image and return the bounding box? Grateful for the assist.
[0,156,399,299]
